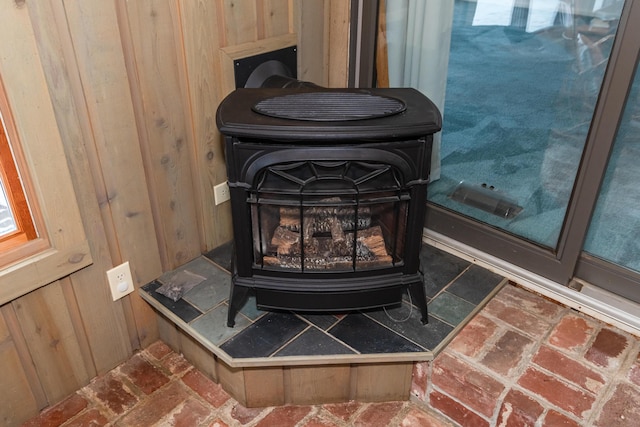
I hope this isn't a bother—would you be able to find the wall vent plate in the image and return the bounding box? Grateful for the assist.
[234,46,297,88]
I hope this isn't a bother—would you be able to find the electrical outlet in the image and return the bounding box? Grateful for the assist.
[214,181,230,205]
[107,261,135,301]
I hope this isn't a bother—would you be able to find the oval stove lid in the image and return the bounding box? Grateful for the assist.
[252,91,406,121]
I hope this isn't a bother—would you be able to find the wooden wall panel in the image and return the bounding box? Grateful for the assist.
[220,0,259,45]
[119,0,202,269]
[259,0,293,38]
[354,363,413,402]
[0,311,40,426]
[27,0,134,373]
[63,0,162,348]
[328,0,351,87]
[297,0,330,85]
[287,365,351,404]
[12,282,92,403]
[179,0,233,249]
[0,1,347,424]
[0,340,39,426]
[0,305,47,411]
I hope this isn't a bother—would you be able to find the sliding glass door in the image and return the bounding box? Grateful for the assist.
[576,54,640,301]
[367,0,640,301]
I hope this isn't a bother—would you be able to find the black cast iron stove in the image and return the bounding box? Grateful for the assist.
[216,87,441,327]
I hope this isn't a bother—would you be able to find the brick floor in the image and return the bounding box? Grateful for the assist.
[414,283,640,426]
[22,340,451,427]
[23,283,640,427]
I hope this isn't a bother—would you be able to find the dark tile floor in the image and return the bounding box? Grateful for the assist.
[140,242,505,363]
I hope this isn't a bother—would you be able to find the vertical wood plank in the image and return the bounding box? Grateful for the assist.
[217,361,248,406]
[179,332,218,382]
[63,0,162,348]
[296,0,329,85]
[219,0,258,45]
[179,0,233,250]
[157,314,181,352]
[244,367,285,407]
[28,0,135,373]
[354,363,412,402]
[59,278,96,379]
[0,307,43,424]
[287,365,351,405]
[0,340,40,426]
[12,283,92,404]
[120,0,202,269]
[328,0,350,87]
[376,0,390,87]
[260,0,291,38]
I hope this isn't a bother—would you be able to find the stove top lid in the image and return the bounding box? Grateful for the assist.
[252,92,406,121]
[216,87,442,141]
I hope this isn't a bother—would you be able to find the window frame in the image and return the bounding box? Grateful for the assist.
[0,106,40,254]
[0,6,92,304]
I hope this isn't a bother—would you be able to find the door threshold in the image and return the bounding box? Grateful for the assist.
[424,229,640,337]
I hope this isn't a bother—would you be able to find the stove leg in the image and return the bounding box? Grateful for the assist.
[408,281,429,324]
[227,284,250,327]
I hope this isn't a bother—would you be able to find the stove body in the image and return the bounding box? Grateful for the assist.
[216,88,441,327]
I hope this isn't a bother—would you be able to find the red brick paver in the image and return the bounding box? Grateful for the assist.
[118,353,169,395]
[548,313,596,352]
[480,329,535,376]
[585,328,631,370]
[21,394,88,427]
[496,389,544,426]
[84,372,138,416]
[533,345,606,393]
[432,352,505,417]
[429,390,489,427]
[448,314,499,358]
[254,405,312,427]
[352,401,404,427]
[181,368,230,408]
[594,383,640,427]
[542,410,582,427]
[411,361,429,399]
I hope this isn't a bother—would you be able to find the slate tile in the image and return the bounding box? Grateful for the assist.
[179,258,231,312]
[298,312,341,330]
[429,291,476,326]
[239,295,266,320]
[420,245,470,298]
[274,327,355,357]
[141,281,202,323]
[365,305,454,351]
[191,304,251,346]
[205,241,233,272]
[447,265,503,304]
[328,313,423,353]
[220,312,308,358]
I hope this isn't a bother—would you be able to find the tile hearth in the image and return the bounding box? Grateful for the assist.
[140,241,506,367]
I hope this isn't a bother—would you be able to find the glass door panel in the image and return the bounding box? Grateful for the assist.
[384,0,625,249]
[583,58,640,272]
[0,177,17,237]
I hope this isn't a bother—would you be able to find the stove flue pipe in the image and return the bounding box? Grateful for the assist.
[244,59,320,89]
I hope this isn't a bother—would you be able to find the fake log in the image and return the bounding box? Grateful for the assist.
[267,218,392,268]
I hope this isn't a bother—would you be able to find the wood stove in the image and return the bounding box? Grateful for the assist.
[216,87,441,327]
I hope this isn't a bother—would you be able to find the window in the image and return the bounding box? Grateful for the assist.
[0,112,38,253]
[0,85,49,271]
[0,3,92,304]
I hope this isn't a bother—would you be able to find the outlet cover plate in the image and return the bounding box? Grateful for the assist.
[214,181,230,205]
[107,261,135,301]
